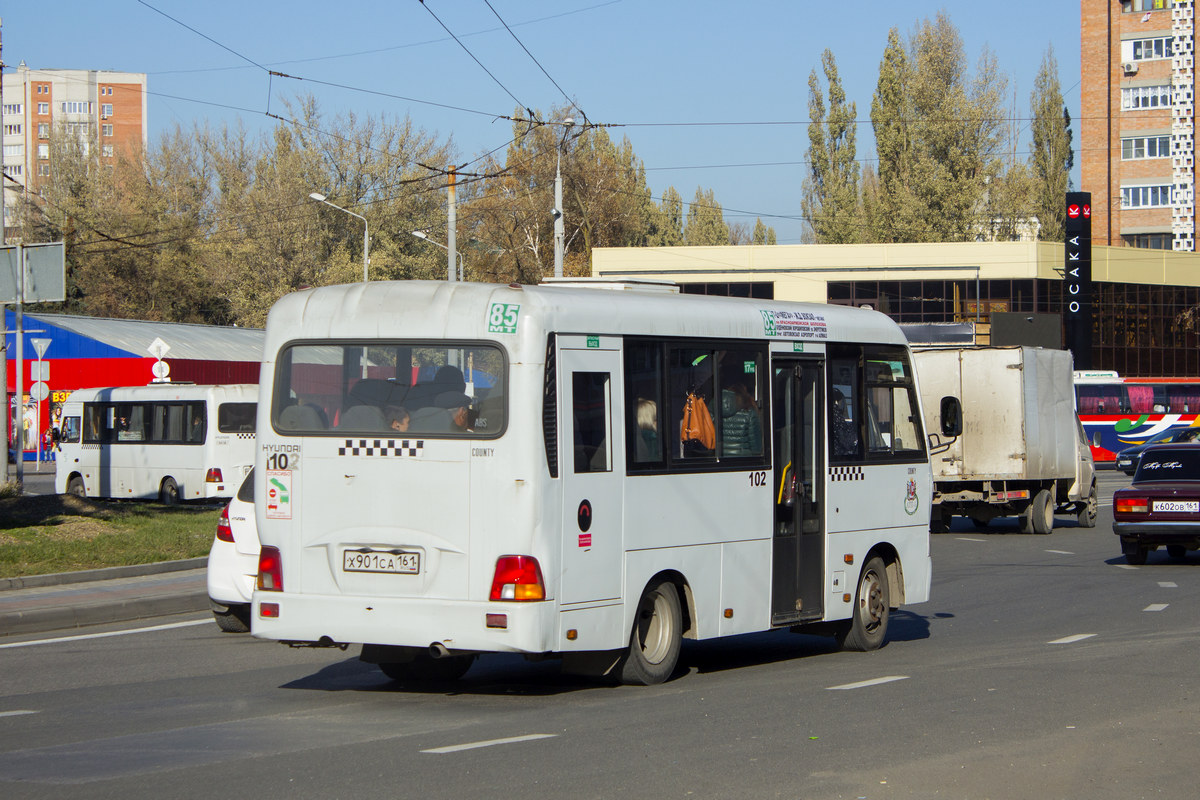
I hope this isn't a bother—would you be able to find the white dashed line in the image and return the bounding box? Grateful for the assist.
[0,710,39,718]
[1144,604,1169,612]
[826,676,909,691]
[1158,581,1178,588]
[1048,634,1097,645]
[0,619,210,650]
[1114,564,1138,570]
[421,734,557,754]
[955,537,987,543]
[1045,550,1074,555]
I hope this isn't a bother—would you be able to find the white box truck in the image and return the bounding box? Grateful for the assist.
[914,346,1097,533]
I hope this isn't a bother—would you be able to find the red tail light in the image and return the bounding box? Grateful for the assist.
[216,504,234,543]
[489,555,545,601]
[206,468,224,484]
[1115,497,1149,515]
[258,546,283,591]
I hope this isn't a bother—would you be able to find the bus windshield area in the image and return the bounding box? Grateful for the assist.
[273,342,506,438]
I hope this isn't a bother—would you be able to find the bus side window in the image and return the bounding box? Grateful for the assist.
[572,372,611,473]
[63,416,82,444]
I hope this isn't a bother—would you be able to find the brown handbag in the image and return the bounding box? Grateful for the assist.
[680,392,716,450]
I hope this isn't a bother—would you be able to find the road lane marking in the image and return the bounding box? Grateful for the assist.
[1048,634,1097,645]
[0,710,38,718]
[1144,604,1169,612]
[1158,581,1178,588]
[421,734,557,754]
[955,537,986,543]
[0,618,210,650]
[1114,564,1138,570]
[1045,550,1074,555]
[826,676,909,691]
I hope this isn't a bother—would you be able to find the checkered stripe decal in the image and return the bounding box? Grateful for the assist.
[338,438,425,457]
[829,466,864,482]
[236,432,254,440]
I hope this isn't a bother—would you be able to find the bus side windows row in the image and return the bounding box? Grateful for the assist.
[829,345,925,464]
[82,401,207,445]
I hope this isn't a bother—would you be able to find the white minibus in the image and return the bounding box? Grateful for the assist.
[56,383,257,503]
[252,280,948,684]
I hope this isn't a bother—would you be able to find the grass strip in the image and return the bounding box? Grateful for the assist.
[0,493,219,578]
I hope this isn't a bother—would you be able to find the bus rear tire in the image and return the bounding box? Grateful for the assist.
[67,476,86,498]
[617,578,682,686]
[379,654,475,683]
[213,606,250,633]
[160,477,180,505]
[838,557,889,652]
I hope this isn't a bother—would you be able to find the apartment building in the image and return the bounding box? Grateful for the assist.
[1082,0,1196,250]
[1,63,147,235]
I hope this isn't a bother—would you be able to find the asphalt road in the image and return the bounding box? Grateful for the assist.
[3,469,1196,799]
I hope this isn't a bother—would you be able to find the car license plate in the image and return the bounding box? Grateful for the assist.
[1153,500,1199,513]
[343,549,420,574]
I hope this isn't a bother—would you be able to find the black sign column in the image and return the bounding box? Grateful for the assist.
[1064,191,1093,370]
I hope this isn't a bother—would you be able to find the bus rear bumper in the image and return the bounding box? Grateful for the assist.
[250,593,557,654]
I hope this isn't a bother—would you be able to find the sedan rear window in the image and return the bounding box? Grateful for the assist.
[1135,447,1200,481]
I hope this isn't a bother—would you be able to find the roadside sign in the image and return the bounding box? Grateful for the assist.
[0,243,66,304]
[30,382,49,402]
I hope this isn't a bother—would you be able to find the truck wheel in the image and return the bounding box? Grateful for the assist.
[1076,483,1097,529]
[930,508,949,533]
[1022,490,1053,534]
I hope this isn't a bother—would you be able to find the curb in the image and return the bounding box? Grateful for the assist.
[0,558,208,592]
[0,587,211,637]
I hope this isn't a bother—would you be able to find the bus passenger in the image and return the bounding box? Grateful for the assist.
[385,406,411,433]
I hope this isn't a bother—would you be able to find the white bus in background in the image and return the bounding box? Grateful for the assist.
[252,280,956,685]
[56,384,258,503]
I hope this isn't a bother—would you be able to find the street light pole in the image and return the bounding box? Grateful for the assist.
[411,231,463,281]
[309,193,369,282]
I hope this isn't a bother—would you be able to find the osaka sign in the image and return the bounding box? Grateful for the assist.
[1064,191,1092,370]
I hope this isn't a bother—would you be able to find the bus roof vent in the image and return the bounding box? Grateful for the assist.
[539,277,680,294]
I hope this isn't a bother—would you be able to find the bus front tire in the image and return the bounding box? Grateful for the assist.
[617,578,683,686]
[160,477,180,505]
[66,476,85,498]
[838,557,889,652]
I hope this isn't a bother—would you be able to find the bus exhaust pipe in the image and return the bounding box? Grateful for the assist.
[429,642,451,659]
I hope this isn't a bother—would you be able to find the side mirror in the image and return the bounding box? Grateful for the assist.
[1092,432,1101,448]
[940,396,963,438]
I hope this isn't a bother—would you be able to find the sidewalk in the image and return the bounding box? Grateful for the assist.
[0,558,210,637]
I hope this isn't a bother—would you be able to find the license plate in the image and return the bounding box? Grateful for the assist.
[343,549,420,574]
[1153,500,1199,513]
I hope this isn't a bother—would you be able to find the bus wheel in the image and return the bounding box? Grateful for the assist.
[838,557,889,652]
[160,477,180,505]
[67,476,86,498]
[618,578,682,685]
[379,654,475,683]
[1167,545,1187,559]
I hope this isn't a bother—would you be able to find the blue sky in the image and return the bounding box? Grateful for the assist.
[2,1,1082,244]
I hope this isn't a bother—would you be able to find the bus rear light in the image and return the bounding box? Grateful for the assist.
[258,546,283,591]
[489,555,545,601]
[206,468,224,484]
[260,602,279,618]
[216,504,234,543]
[486,613,508,629]
[1115,497,1149,515]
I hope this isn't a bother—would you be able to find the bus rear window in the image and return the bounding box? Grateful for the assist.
[273,342,506,438]
[218,403,257,433]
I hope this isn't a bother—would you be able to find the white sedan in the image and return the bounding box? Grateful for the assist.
[206,468,259,632]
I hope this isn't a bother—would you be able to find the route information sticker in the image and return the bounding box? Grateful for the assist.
[265,470,292,520]
[760,309,828,339]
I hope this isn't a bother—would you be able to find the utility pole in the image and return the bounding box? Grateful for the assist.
[447,165,457,282]
[552,118,574,279]
[1,15,8,486]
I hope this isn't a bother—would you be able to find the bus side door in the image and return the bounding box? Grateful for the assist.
[770,358,825,625]
[558,340,624,606]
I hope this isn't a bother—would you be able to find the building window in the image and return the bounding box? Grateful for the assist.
[3,144,22,158]
[1127,37,1174,61]
[2,124,20,136]
[1121,184,1173,208]
[37,102,49,115]
[1123,0,1173,11]
[2,103,21,115]
[1122,233,1172,249]
[101,103,113,117]
[60,101,91,114]
[37,143,49,160]
[2,164,22,178]
[1122,135,1171,159]
[102,123,114,137]
[37,164,49,177]
[102,144,114,158]
[1123,85,1172,110]
[38,123,49,138]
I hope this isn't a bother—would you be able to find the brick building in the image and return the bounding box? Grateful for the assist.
[1082,0,1197,250]
[0,64,147,235]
